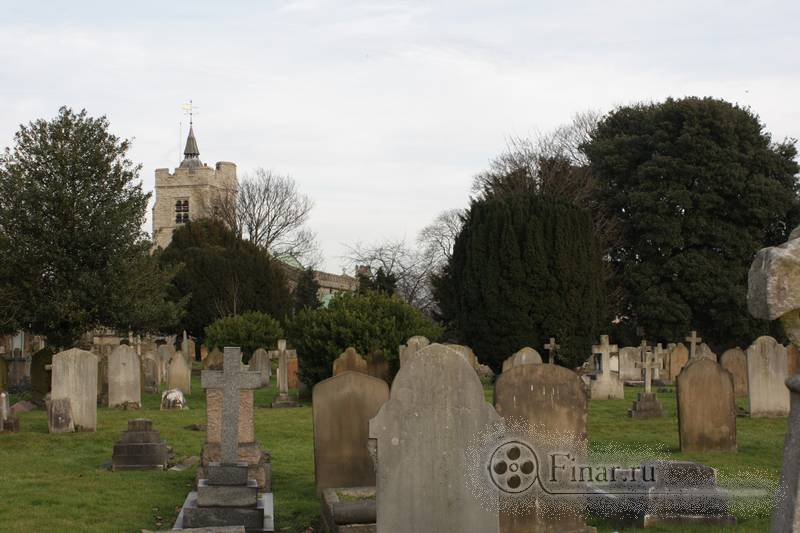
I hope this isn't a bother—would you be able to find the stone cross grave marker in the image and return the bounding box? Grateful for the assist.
[686,330,702,359]
[593,335,617,377]
[636,346,661,394]
[544,337,559,364]
[272,339,298,407]
[201,347,263,464]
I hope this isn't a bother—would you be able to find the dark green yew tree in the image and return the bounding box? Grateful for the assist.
[293,268,321,312]
[583,97,799,348]
[435,195,605,370]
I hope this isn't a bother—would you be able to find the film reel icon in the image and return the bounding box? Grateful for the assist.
[488,440,538,494]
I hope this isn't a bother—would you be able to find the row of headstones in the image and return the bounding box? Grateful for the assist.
[312,340,747,531]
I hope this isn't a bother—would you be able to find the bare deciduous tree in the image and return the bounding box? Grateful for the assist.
[417,208,464,267]
[214,168,320,266]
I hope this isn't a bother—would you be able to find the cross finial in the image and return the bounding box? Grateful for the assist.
[544,337,560,364]
[685,330,702,359]
[181,99,198,126]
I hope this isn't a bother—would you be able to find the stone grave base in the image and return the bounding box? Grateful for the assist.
[321,487,376,533]
[174,491,274,532]
[628,392,664,419]
[0,415,19,433]
[589,376,624,400]
[197,442,271,491]
[270,394,298,408]
[112,419,169,471]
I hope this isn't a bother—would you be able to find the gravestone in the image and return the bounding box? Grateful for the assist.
[177,346,274,531]
[142,354,160,394]
[502,347,543,372]
[108,345,141,408]
[97,353,109,406]
[199,347,270,489]
[182,331,196,362]
[30,347,54,403]
[272,340,297,408]
[686,331,703,360]
[369,343,500,532]
[619,346,643,382]
[205,347,224,370]
[161,389,187,410]
[51,348,98,431]
[398,335,430,366]
[47,397,74,433]
[666,343,689,382]
[0,392,19,433]
[286,351,299,390]
[494,363,592,532]
[698,343,717,361]
[249,348,271,383]
[0,357,7,392]
[772,374,800,532]
[6,348,31,389]
[676,358,736,452]
[628,347,664,418]
[747,336,790,417]
[445,344,479,369]
[720,348,748,397]
[156,345,173,384]
[366,351,389,382]
[788,344,799,376]
[589,335,624,400]
[112,418,169,471]
[168,351,192,396]
[313,371,389,494]
[543,337,560,364]
[332,347,368,376]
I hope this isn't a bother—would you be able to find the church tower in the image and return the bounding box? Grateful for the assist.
[151,124,237,249]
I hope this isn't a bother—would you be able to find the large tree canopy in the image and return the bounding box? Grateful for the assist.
[0,107,181,347]
[434,194,606,370]
[160,218,291,338]
[583,97,800,348]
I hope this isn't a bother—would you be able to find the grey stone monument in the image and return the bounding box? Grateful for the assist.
[685,331,702,360]
[271,340,297,408]
[502,347,543,372]
[369,343,500,533]
[108,345,141,408]
[629,346,664,418]
[112,418,168,471]
[589,335,624,400]
[175,347,274,532]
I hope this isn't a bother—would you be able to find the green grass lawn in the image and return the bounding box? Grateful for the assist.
[0,377,786,532]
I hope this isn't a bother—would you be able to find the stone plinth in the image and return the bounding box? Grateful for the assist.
[320,487,376,533]
[628,392,664,419]
[112,418,168,471]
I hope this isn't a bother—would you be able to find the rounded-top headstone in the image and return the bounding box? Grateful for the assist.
[746,335,789,417]
[719,348,748,397]
[503,347,543,372]
[676,358,736,452]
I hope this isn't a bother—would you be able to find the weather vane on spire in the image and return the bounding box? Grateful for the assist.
[180,100,199,126]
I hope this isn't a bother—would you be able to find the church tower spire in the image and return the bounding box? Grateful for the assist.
[180,99,202,168]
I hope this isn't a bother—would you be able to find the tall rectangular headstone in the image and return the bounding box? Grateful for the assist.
[313,371,389,494]
[494,364,593,532]
[369,343,500,533]
[168,351,192,396]
[51,348,98,431]
[720,348,748,398]
[676,358,736,452]
[747,336,790,417]
[108,345,141,407]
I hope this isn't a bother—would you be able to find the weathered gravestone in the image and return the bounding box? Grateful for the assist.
[445,343,479,369]
[156,344,173,385]
[698,343,717,361]
[177,346,274,531]
[313,370,389,494]
[168,351,192,396]
[205,347,224,370]
[788,344,800,376]
[97,353,109,406]
[502,347,542,372]
[589,335,624,400]
[108,345,141,408]
[249,348,271,383]
[772,374,800,532]
[685,331,703,360]
[272,340,297,408]
[747,336,790,417]
[142,353,160,394]
[286,351,299,390]
[182,331,196,362]
[0,392,19,433]
[366,351,389,382]
[369,343,500,533]
[666,343,689,382]
[720,348,748,398]
[332,347,368,376]
[676,358,736,452]
[50,348,98,431]
[6,348,31,389]
[398,335,430,366]
[112,418,169,471]
[543,337,560,364]
[161,389,188,410]
[629,346,664,418]
[494,364,593,532]
[30,347,54,403]
[619,346,643,382]
[199,347,271,489]
[0,357,7,393]
[47,397,74,433]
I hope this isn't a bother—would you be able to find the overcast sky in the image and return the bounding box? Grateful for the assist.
[2,1,798,272]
